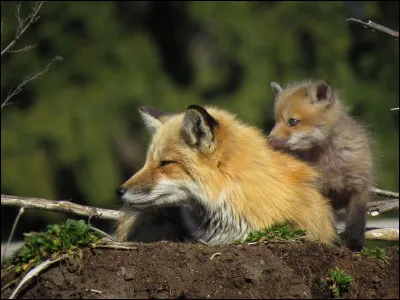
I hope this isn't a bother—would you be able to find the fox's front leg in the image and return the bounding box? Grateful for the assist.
[343,189,368,251]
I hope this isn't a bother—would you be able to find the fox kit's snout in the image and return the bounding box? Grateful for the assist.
[268,79,374,251]
[116,104,336,245]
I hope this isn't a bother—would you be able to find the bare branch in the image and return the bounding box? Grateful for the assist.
[1,55,63,109]
[89,226,115,241]
[2,192,398,221]
[9,253,68,299]
[92,242,139,250]
[2,193,398,242]
[1,194,126,221]
[370,187,399,199]
[1,207,24,265]
[346,18,399,39]
[7,43,37,53]
[337,227,399,242]
[365,228,399,242]
[14,3,23,33]
[1,1,44,56]
[368,199,399,216]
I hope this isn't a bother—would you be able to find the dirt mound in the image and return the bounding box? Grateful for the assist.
[1,241,399,299]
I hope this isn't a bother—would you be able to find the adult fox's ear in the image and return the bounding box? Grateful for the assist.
[181,105,219,153]
[270,82,283,99]
[138,106,175,134]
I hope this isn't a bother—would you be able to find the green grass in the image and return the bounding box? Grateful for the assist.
[360,247,390,265]
[328,268,353,297]
[242,223,306,243]
[10,219,103,273]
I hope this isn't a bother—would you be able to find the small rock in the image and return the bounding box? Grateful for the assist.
[123,267,136,281]
[372,276,382,284]
[369,290,377,297]
[373,266,381,273]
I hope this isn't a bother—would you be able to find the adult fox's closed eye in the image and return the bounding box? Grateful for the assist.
[116,104,337,245]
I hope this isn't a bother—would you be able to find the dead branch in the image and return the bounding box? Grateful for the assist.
[368,199,399,216]
[89,226,115,241]
[346,18,399,39]
[1,194,126,221]
[370,187,399,200]
[2,193,399,242]
[1,1,44,56]
[2,191,398,221]
[1,207,24,265]
[336,227,399,242]
[7,43,37,53]
[9,253,68,299]
[92,242,139,251]
[365,228,399,242]
[1,55,63,109]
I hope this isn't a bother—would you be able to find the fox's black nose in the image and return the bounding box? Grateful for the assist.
[116,186,127,197]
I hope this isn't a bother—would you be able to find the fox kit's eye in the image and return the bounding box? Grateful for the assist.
[160,160,175,167]
[288,118,300,127]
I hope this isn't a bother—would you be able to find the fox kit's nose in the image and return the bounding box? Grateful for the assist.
[268,136,285,149]
[116,186,127,197]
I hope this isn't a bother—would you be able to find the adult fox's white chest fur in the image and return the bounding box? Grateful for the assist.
[116,104,336,245]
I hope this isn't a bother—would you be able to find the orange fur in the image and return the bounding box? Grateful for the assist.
[117,105,337,245]
[268,79,373,251]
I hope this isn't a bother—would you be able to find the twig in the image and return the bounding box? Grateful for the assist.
[209,252,221,260]
[1,265,15,280]
[1,55,63,109]
[370,187,399,199]
[1,194,126,221]
[7,44,37,53]
[390,108,399,111]
[1,1,44,56]
[346,18,399,39]
[337,227,399,242]
[365,228,399,242]
[2,191,397,221]
[8,253,68,299]
[89,226,115,242]
[367,199,399,216]
[1,278,19,292]
[92,242,139,251]
[1,207,25,265]
[85,289,103,295]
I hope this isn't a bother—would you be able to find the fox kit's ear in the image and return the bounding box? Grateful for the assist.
[181,105,219,153]
[138,106,173,134]
[310,80,334,105]
[270,82,283,99]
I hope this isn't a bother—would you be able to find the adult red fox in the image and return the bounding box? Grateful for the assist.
[268,79,374,251]
[116,104,336,245]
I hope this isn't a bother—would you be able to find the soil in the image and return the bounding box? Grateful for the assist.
[1,241,399,299]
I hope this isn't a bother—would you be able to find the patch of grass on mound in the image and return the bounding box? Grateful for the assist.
[360,247,390,265]
[10,219,103,273]
[328,267,352,297]
[242,223,306,243]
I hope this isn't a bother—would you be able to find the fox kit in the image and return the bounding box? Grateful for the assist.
[268,79,373,251]
[116,104,336,245]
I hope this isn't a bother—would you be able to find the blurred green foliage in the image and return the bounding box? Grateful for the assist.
[1,2,398,228]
